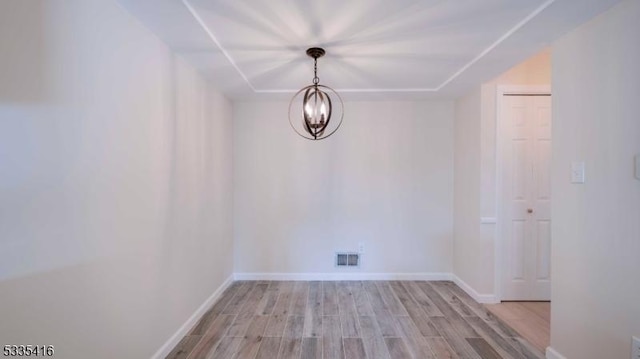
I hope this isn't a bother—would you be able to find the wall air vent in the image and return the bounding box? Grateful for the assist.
[335,252,360,267]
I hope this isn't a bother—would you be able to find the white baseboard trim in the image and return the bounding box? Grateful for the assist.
[452,274,499,304]
[233,272,453,281]
[546,347,567,359]
[151,274,234,359]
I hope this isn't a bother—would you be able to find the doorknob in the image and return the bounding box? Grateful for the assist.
[527,208,534,214]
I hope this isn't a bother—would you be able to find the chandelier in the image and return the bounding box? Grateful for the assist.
[288,47,344,140]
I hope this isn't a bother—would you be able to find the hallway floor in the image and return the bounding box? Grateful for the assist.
[167,280,544,359]
[484,302,550,354]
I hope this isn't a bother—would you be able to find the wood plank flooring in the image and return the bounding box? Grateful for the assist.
[166,281,545,359]
[484,302,550,354]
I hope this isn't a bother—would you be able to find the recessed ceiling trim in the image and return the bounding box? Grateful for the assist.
[435,0,556,91]
[182,0,257,91]
[182,0,556,94]
[254,88,439,93]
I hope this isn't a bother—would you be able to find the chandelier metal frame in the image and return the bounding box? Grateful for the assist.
[288,47,344,141]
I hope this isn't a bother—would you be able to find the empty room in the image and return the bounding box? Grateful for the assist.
[1,0,638,358]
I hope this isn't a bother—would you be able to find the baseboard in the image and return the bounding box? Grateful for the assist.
[451,274,499,304]
[151,274,234,359]
[233,272,453,281]
[545,347,566,359]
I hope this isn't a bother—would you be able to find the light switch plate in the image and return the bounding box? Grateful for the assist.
[571,161,585,184]
[632,336,640,359]
[635,155,640,180]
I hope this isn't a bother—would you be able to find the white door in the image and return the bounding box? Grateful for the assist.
[501,94,551,301]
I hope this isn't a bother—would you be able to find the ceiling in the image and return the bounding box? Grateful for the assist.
[119,0,620,100]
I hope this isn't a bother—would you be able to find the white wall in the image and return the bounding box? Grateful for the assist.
[233,101,454,276]
[453,91,487,292]
[0,1,233,358]
[550,0,640,357]
[453,50,550,297]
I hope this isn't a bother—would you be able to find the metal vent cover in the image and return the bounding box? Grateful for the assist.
[335,252,360,267]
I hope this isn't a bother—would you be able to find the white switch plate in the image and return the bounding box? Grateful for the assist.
[635,155,640,180]
[358,242,365,254]
[571,161,585,184]
[632,336,640,359]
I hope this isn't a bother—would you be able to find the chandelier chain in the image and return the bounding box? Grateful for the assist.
[313,57,319,85]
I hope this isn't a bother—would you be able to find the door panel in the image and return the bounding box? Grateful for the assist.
[536,220,551,280]
[501,94,551,301]
[536,140,551,200]
[511,220,526,280]
[512,141,528,200]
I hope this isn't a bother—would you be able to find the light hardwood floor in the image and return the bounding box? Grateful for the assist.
[484,302,550,354]
[167,281,545,359]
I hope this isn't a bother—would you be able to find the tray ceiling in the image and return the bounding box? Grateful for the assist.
[119,0,620,100]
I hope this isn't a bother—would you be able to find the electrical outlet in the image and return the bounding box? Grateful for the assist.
[632,336,640,359]
[358,242,365,254]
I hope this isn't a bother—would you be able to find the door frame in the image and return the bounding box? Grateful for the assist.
[494,85,551,301]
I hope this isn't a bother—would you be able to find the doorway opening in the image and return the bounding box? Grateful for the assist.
[492,86,551,353]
